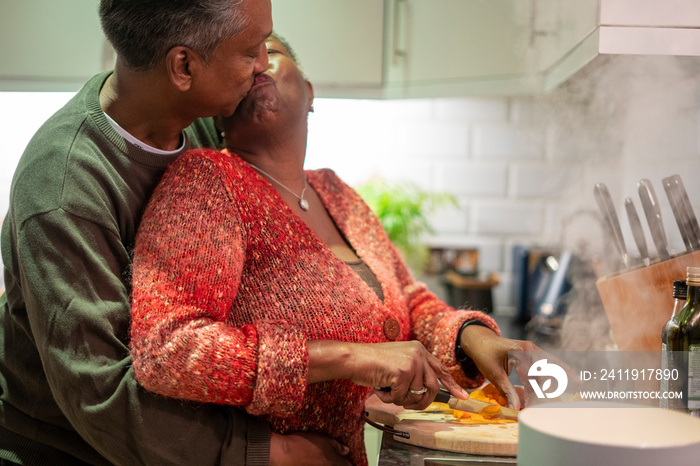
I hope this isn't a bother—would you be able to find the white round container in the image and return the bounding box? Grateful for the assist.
[518,401,700,466]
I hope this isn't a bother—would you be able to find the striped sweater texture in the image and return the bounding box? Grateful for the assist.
[130,149,499,465]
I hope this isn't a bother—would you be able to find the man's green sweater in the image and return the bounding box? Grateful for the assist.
[0,72,270,465]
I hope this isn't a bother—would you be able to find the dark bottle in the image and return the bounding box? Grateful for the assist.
[681,267,700,417]
[660,280,688,409]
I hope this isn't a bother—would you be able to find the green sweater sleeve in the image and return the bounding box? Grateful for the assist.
[13,209,270,465]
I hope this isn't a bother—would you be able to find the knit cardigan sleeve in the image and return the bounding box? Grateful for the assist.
[388,246,500,388]
[322,172,500,389]
[130,149,307,415]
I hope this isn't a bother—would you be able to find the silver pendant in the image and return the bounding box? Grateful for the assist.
[299,199,309,211]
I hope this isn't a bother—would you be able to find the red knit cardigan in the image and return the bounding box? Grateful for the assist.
[130,149,499,465]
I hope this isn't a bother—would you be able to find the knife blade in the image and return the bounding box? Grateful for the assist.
[638,179,670,261]
[662,175,695,252]
[624,197,650,266]
[668,174,700,250]
[593,183,628,269]
[434,389,519,421]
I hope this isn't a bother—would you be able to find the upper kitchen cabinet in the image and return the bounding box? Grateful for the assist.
[271,0,386,98]
[383,0,600,98]
[277,0,700,99]
[598,0,700,56]
[0,0,111,91]
[273,0,601,98]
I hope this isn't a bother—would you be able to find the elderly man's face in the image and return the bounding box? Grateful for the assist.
[192,0,273,118]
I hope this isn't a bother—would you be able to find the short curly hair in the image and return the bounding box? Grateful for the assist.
[99,0,247,71]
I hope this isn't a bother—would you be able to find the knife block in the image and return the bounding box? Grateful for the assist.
[596,251,700,351]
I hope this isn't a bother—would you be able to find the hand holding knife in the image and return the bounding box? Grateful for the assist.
[376,386,519,420]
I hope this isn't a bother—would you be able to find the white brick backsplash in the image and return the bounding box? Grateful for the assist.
[510,163,575,198]
[623,108,698,163]
[428,201,470,234]
[436,163,507,197]
[474,201,544,235]
[435,98,508,122]
[395,122,469,159]
[375,161,434,191]
[381,99,437,120]
[473,124,545,159]
[509,97,549,125]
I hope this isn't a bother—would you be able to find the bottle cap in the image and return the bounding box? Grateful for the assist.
[687,267,700,285]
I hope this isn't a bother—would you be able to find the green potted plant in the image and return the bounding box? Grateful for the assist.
[355,178,458,274]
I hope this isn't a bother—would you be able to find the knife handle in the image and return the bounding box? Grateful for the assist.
[594,183,628,268]
[624,197,650,264]
[434,389,451,404]
[671,175,700,250]
[638,179,670,261]
[662,176,694,252]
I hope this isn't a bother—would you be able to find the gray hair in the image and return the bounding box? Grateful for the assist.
[99,0,247,71]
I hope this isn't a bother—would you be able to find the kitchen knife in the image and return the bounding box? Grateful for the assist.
[668,174,700,250]
[638,179,670,261]
[434,389,519,421]
[624,197,651,266]
[662,175,695,252]
[593,183,628,268]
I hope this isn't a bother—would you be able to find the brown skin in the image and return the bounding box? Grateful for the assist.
[227,36,542,464]
[100,0,273,151]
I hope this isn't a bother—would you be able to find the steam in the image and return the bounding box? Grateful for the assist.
[521,53,700,352]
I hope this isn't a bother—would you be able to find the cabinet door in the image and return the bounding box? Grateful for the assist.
[599,0,700,56]
[0,0,110,91]
[271,0,385,98]
[385,0,533,96]
[384,0,599,97]
[601,0,700,27]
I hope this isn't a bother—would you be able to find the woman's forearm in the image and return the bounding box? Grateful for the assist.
[307,340,355,384]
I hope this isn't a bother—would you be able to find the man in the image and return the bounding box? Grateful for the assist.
[0,1,277,464]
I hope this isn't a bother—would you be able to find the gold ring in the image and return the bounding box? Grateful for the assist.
[410,386,428,395]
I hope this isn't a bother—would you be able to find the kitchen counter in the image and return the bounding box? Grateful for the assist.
[376,431,517,466]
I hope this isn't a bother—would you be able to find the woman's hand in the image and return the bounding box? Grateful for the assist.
[458,325,541,409]
[308,340,468,410]
[270,432,351,466]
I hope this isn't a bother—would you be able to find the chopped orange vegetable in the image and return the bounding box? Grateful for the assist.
[479,405,502,416]
[446,383,517,424]
[469,383,508,407]
[452,410,471,419]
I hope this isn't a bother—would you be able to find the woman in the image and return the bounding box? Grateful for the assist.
[130,33,534,465]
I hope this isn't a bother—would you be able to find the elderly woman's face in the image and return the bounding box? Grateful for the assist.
[222,36,312,131]
[266,37,310,96]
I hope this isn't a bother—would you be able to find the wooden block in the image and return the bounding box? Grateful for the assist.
[596,250,700,351]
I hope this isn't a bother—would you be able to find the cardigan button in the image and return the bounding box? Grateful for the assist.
[383,317,400,340]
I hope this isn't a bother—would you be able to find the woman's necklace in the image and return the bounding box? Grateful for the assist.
[248,163,310,211]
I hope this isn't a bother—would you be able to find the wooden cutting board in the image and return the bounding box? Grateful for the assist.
[365,394,518,457]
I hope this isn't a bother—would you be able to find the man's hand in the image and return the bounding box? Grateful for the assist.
[270,432,351,466]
